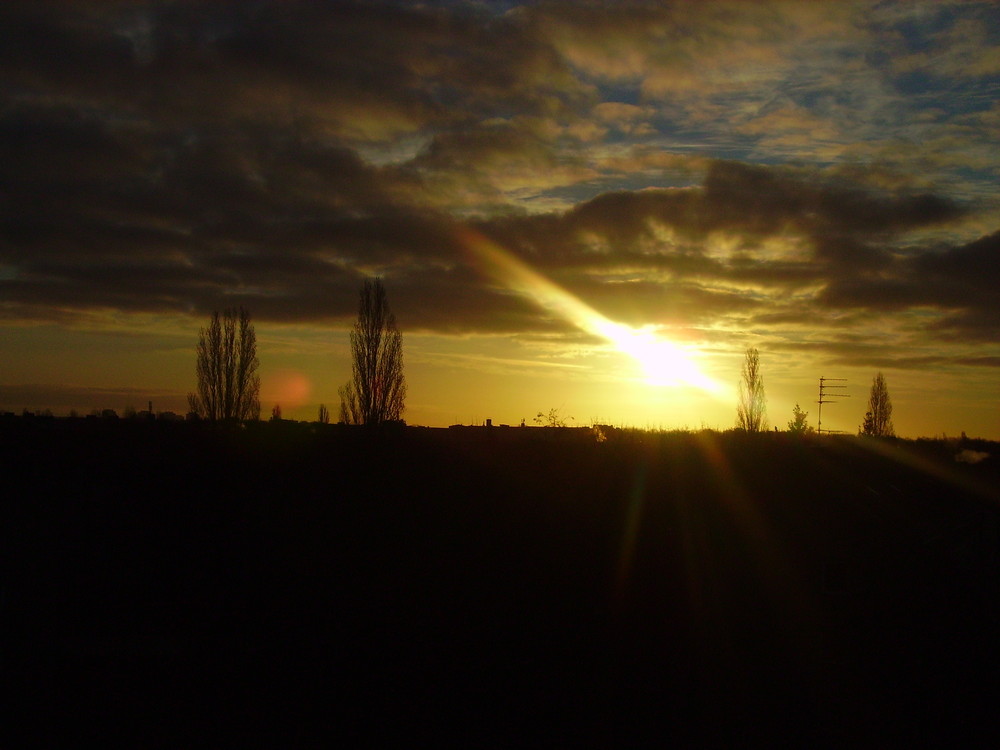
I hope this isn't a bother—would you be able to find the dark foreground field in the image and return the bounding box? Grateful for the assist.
[3,418,1000,744]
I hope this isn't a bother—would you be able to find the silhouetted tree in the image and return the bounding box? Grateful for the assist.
[189,307,261,422]
[534,408,573,427]
[787,403,814,434]
[271,403,282,422]
[860,372,894,437]
[736,346,767,432]
[318,403,330,424]
[339,278,406,425]
[338,383,358,424]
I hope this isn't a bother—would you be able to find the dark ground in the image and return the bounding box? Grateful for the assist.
[3,417,999,745]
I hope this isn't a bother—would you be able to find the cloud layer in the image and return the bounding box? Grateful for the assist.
[2,0,998,376]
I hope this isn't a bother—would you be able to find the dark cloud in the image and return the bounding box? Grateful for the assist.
[0,99,982,341]
[0,1,589,136]
[818,230,999,335]
[475,161,964,266]
[914,229,1000,290]
[928,309,1000,343]
[391,266,577,336]
[700,162,965,258]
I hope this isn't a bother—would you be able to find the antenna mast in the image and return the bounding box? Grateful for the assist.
[817,377,849,435]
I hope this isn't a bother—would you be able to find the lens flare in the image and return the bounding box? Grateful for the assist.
[264,369,312,411]
[456,226,722,394]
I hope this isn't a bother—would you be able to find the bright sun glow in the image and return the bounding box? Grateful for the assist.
[596,321,718,390]
[456,226,723,395]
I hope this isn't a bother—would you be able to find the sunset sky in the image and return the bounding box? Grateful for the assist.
[2,0,998,437]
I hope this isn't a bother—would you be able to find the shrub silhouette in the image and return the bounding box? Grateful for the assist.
[787,403,814,434]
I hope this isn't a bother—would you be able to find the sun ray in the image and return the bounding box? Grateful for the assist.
[456,226,723,394]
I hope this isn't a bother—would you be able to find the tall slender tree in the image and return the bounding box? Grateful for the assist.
[736,346,767,432]
[189,307,260,422]
[339,278,406,425]
[860,371,894,437]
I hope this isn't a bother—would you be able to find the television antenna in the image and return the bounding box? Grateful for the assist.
[817,377,849,435]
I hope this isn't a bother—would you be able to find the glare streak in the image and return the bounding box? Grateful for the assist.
[457,226,722,393]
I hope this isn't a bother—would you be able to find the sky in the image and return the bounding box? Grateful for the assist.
[1,0,998,437]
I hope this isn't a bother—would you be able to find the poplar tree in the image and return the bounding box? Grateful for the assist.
[189,307,260,422]
[860,372,894,437]
[339,278,406,425]
[736,346,767,432]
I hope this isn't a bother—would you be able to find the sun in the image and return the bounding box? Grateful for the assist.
[599,322,719,392]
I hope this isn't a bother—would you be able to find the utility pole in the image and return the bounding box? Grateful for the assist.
[817,377,849,435]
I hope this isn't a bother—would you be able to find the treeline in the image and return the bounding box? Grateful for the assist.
[2,410,997,456]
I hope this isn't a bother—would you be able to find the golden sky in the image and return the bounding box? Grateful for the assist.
[1,1,998,437]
